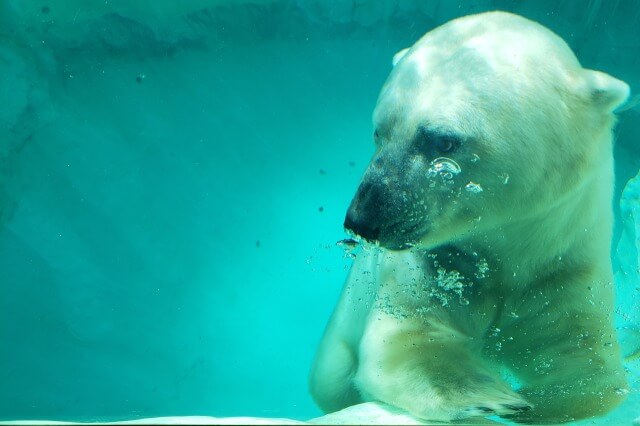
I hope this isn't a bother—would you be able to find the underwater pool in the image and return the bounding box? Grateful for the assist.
[0,1,639,425]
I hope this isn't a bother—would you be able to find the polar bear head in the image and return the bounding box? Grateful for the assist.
[344,11,629,250]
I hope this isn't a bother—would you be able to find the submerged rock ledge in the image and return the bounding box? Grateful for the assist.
[0,402,500,425]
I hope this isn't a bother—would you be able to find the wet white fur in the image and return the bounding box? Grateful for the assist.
[311,11,629,423]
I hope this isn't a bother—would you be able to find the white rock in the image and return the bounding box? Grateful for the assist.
[0,402,503,425]
[309,402,428,425]
[311,402,501,424]
[0,416,305,425]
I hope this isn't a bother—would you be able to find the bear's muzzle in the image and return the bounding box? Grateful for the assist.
[344,181,383,242]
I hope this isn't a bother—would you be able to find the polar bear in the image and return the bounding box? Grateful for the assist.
[309,11,630,424]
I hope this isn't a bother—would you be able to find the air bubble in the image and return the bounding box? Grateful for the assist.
[465,182,483,193]
[475,258,489,279]
[336,238,360,259]
[428,157,461,179]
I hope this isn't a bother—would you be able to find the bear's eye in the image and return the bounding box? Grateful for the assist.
[434,135,457,153]
[417,128,460,155]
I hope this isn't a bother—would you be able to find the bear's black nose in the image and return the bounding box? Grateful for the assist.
[344,181,384,242]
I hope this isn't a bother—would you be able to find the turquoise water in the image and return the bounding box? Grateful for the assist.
[0,1,639,424]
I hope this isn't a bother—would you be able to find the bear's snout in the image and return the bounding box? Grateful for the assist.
[344,213,380,242]
[344,181,384,242]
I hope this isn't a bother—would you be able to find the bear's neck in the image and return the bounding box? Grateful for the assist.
[463,172,613,287]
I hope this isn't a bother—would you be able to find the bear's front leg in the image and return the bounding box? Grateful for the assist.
[500,304,628,424]
[354,311,531,421]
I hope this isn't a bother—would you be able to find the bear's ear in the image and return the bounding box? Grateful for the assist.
[392,48,409,66]
[582,70,630,113]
